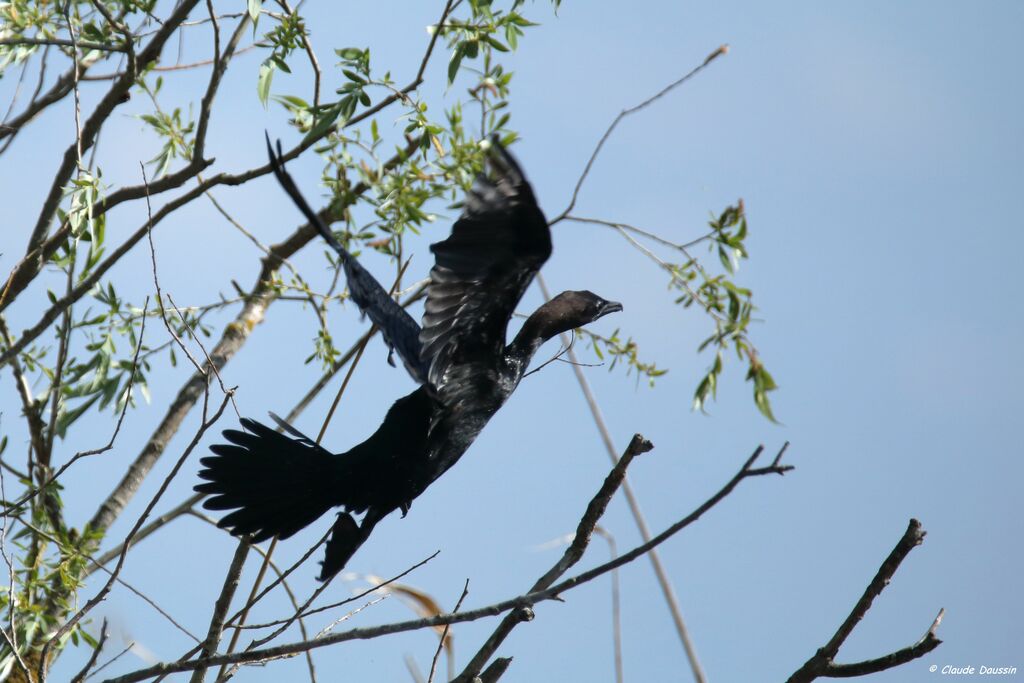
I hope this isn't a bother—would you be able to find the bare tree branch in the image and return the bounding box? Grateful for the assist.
[427,579,469,683]
[237,551,440,631]
[84,138,418,538]
[85,493,203,576]
[0,54,101,145]
[786,519,943,683]
[103,442,791,683]
[188,510,318,683]
[549,44,729,226]
[1,298,149,517]
[536,272,706,683]
[70,618,109,683]
[453,434,652,682]
[0,37,127,53]
[38,390,233,681]
[24,0,205,256]
[190,539,250,683]
[479,657,512,683]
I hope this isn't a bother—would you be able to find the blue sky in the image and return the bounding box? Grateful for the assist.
[1,1,1021,681]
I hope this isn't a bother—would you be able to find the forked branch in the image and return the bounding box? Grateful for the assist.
[103,441,792,683]
[786,519,943,682]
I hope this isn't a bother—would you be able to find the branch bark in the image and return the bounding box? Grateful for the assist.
[0,55,101,144]
[190,539,250,683]
[86,137,417,537]
[24,0,204,256]
[453,434,653,682]
[536,273,706,682]
[103,442,790,683]
[39,390,232,682]
[786,519,943,683]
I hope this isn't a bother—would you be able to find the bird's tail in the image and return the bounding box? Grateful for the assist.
[195,416,350,544]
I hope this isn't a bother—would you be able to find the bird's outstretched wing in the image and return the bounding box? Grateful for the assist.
[419,140,552,406]
[266,135,429,384]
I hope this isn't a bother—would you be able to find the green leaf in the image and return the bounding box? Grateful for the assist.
[272,55,291,74]
[485,36,510,52]
[747,365,779,423]
[505,25,520,51]
[448,44,466,84]
[335,47,364,61]
[275,94,309,109]
[302,101,344,145]
[56,394,101,439]
[80,629,99,648]
[247,0,262,23]
[754,386,777,422]
[257,62,275,106]
[342,69,366,84]
[718,245,734,273]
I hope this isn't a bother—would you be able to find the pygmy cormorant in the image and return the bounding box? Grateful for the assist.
[195,138,623,579]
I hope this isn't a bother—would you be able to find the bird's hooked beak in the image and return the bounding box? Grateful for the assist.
[598,300,624,318]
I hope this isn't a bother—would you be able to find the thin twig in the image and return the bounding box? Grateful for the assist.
[593,527,624,683]
[312,596,388,641]
[85,493,202,575]
[427,579,469,683]
[565,215,717,253]
[536,272,707,683]
[190,539,250,683]
[238,551,440,630]
[105,442,791,683]
[0,37,128,52]
[86,640,135,680]
[79,46,260,80]
[2,298,149,515]
[70,618,109,683]
[188,510,318,682]
[38,390,232,682]
[550,44,728,225]
[12,512,201,643]
[454,434,652,681]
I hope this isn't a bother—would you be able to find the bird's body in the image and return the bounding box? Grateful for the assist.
[196,139,622,579]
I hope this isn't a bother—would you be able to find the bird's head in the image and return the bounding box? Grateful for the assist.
[533,290,623,341]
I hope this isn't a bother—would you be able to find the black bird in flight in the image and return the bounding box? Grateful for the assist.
[195,137,623,579]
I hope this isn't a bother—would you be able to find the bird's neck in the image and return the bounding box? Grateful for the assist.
[505,307,561,376]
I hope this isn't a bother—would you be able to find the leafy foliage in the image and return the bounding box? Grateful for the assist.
[580,328,668,386]
[671,202,778,421]
[0,0,777,675]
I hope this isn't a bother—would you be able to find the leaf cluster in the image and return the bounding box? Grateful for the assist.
[673,202,778,421]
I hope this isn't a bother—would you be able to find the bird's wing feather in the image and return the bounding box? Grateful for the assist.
[419,141,551,403]
[266,135,429,384]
